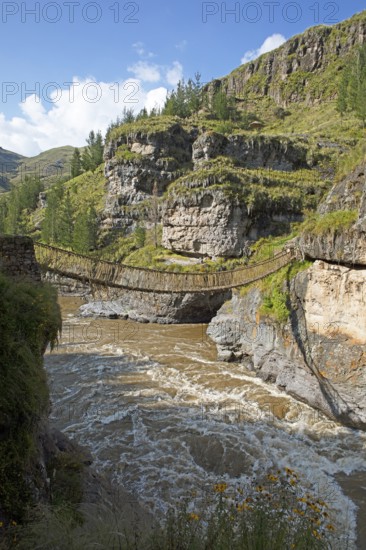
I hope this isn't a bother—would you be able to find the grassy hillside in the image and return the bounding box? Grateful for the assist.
[0,147,25,192]
[10,145,78,187]
[4,10,366,267]
[0,145,83,193]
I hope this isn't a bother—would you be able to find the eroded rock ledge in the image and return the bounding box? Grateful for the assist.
[207,260,366,430]
[79,289,231,324]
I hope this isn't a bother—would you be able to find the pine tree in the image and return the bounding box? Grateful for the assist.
[0,199,7,233]
[81,131,104,172]
[72,206,98,253]
[41,181,74,245]
[337,45,366,126]
[122,107,135,124]
[211,89,239,121]
[187,73,202,114]
[71,148,82,178]
[3,176,43,235]
[58,191,74,247]
[162,75,203,118]
[136,107,148,120]
[41,182,64,244]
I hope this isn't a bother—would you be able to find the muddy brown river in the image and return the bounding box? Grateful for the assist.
[45,297,366,549]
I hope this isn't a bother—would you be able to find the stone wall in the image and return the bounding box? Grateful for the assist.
[0,235,41,282]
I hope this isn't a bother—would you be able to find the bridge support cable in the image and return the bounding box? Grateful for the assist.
[33,242,296,294]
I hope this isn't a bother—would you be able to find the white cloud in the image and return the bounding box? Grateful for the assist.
[175,40,187,52]
[132,42,155,58]
[127,61,161,82]
[241,33,286,64]
[144,87,168,113]
[165,61,183,87]
[0,77,168,156]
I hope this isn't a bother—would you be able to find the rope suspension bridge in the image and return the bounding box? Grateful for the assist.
[34,242,297,294]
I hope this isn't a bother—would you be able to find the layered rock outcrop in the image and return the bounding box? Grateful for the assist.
[208,260,366,429]
[192,132,309,170]
[102,123,193,231]
[208,13,366,105]
[79,289,231,324]
[208,161,366,429]
[299,164,366,265]
[162,189,252,257]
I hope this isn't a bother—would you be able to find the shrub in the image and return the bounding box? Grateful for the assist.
[0,274,61,521]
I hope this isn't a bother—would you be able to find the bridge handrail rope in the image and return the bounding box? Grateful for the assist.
[34,241,297,294]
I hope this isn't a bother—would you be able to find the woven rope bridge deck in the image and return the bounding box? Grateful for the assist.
[34,242,295,294]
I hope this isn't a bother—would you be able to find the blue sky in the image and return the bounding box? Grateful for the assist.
[0,1,362,155]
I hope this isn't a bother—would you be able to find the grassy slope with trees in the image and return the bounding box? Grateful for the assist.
[1,12,365,547]
[1,12,366,268]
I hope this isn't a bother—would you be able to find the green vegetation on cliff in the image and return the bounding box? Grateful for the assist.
[167,159,331,216]
[301,210,358,236]
[0,273,61,521]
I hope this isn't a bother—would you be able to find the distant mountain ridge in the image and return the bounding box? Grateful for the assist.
[0,145,77,192]
[0,147,25,191]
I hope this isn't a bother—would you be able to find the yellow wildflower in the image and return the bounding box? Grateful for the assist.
[214,483,227,493]
[188,513,200,521]
[237,502,251,511]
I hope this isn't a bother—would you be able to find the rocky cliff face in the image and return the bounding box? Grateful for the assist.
[80,288,231,324]
[207,260,366,429]
[207,160,366,429]
[299,164,366,265]
[192,133,309,170]
[103,125,319,257]
[102,123,193,231]
[162,189,251,257]
[209,12,366,105]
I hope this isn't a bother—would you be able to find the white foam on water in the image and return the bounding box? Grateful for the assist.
[44,310,366,549]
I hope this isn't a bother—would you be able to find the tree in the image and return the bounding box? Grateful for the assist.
[71,148,82,178]
[72,206,98,253]
[81,131,104,172]
[134,225,146,248]
[3,176,43,235]
[211,89,239,121]
[337,45,366,125]
[163,74,203,118]
[187,72,202,114]
[58,191,74,247]
[0,199,7,233]
[122,107,135,124]
[151,181,159,248]
[41,182,66,244]
[136,107,148,120]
